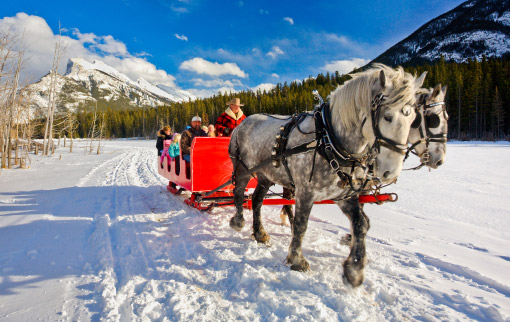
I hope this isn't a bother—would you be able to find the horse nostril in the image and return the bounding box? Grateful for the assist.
[436,160,443,166]
[383,171,390,179]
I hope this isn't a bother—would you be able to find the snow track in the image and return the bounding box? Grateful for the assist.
[1,141,509,321]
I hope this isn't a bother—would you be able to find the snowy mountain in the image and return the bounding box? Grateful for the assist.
[372,0,510,65]
[27,58,195,113]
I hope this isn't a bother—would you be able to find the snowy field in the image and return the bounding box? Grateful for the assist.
[0,140,509,322]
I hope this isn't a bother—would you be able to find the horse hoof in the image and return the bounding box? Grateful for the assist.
[342,266,364,287]
[254,230,270,244]
[289,260,310,272]
[229,216,245,231]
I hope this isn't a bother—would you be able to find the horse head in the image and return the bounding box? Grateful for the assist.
[362,65,425,183]
[409,84,449,169]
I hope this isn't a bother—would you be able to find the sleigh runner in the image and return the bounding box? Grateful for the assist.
[157,136,397,211]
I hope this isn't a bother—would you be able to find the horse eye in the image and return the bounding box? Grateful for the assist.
[384,115,392,122]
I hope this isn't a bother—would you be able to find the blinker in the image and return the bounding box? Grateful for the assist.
[411,113,421,128]
[426,113,440,128]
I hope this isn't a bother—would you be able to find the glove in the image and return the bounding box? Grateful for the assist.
[223,128,230,136]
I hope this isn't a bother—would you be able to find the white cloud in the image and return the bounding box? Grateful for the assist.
[323,33,365,55]
[259,9,269,15]
[321,58,370,75]
[188,87,237,99]
[192,78,243,88]
[271,73,279,78]
[325,33,351,46]
[94,35,128,56]
[238,1,244,7]
[0,12,179,87]
[266,46,284,59]
[253,83,276,93]
[283,17,294,25]
[179,57,246,78]
[175,33,188,41]
[171,7,188,13]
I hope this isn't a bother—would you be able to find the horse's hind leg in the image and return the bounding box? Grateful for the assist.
[230,176,250,231]
[338,197,370,287]
[251,175,272,243]
[280,188,295,227]
[286,193,314,271]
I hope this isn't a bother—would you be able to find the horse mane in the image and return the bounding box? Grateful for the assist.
[329,63,418,132]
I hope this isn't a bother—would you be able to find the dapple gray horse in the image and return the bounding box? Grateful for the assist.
[409,84,449,168]
[228,64,425,287]
[335,82,450,250]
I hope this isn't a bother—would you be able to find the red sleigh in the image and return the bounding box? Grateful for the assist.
[157,137,396,211]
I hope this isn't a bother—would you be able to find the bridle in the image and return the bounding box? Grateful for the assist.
[370,93,410,156]
[404,94,448,168]
[310,91,413,190]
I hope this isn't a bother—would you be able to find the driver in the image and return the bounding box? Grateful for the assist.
[215,98,246,137]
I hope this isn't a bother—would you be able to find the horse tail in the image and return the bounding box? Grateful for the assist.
[228,126,241,159]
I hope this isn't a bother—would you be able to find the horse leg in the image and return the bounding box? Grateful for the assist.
[338,197,370,287]
[339,200,370,246]
[286,193,314,272]
[251,175,272,243]
[280,188,294,228]
[230,176,250,231]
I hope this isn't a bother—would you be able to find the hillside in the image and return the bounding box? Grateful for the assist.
[372,0,510,65]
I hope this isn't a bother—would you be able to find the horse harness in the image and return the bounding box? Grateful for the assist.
[404,94,448,168]
[269,91,409,193]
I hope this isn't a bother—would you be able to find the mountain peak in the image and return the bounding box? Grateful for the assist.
[28,57,195,112]
[372,0,510,65]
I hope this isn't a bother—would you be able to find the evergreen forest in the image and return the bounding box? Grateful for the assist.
[68,56,510,141]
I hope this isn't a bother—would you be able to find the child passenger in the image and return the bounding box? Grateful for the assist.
[160,138,172,168]
[169,133,181,158]
[156,125,172,156]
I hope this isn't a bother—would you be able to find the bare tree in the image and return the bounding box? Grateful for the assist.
[88,101,98,153]
[97,112,106,154]
[43,22,66,156]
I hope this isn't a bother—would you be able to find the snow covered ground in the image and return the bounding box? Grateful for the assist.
[0,140,509,322]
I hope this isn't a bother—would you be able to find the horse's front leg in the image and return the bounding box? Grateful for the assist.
[338,197,370,287]
[251,175,272,243]
[286,193,314,271]
[230,176,250,231]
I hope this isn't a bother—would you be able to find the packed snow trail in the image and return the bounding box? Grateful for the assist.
[0,140,509,321]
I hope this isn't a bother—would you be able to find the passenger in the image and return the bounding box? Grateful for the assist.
[156,125,172,156]
[180,116,207,163]
[215,98,246,137]
[160,139,172,168]
[169,133,181,158]
[201,125,209,134]
[207,124,217,137]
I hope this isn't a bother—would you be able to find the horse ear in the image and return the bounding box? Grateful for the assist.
[415,71,427,88]
[432,83,441,98]
[441,85,448,95]
[379,70,386,89]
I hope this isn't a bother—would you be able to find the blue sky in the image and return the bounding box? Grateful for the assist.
[1,0,465,97]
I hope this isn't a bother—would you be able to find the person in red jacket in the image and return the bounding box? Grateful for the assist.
[215,98,247,137]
